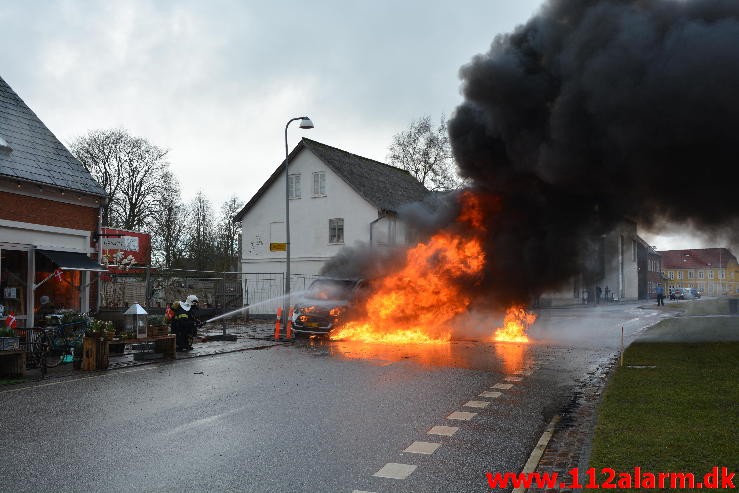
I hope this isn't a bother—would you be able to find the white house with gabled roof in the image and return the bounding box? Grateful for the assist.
[233,138,428,309]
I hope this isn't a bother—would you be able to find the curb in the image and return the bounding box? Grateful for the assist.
[0,338,285,391]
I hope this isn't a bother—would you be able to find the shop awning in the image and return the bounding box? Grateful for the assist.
[37,249,109,272]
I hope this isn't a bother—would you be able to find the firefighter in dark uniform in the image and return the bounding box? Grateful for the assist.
[171,294,200,351]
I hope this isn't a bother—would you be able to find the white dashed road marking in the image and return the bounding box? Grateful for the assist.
[492,383,514,390]
[352,490,376,493]
[463,400,490,408]
[479,390,502,398]
[447,411,477,421]
[428,425,459,436]
[505,376,523,382]
[373,463,417,480]
[403,441,442,455]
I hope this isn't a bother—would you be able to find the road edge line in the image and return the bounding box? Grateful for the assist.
[512,414,561,493]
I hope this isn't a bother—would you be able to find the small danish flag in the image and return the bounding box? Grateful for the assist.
[53,268,64,281]
[5,311,17,329]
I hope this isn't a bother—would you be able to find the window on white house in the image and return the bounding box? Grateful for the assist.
[688,271,694,279]
[699,271,704,279]
[678,271,683,280]
[669,271,674,280]
[329,218,344,244]
[288,174,301,199]
[708,271,714,279]
[312,172,326,197]
[719,269,726,279]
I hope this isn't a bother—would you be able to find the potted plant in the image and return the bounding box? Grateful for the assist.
[147,314,168,337]
[85,319,114,339]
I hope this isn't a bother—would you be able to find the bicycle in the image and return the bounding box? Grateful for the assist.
[26,325,84,378]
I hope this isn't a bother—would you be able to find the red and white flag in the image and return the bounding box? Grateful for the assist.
[53,268,64,281]
[5,312,16,329]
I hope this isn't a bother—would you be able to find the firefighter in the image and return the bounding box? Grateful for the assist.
[171,294,200,351]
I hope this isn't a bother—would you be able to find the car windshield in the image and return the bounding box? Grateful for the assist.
[305,280,357,300]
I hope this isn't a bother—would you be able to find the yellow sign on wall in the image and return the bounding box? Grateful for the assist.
[269,242,287,252]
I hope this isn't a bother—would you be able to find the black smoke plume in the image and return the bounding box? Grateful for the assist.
[448,0,739,305]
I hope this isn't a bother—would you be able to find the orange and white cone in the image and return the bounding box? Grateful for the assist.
[286,307,294,339]
[274,307,282,340]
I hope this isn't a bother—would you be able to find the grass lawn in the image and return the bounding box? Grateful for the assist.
[590,342,739,491]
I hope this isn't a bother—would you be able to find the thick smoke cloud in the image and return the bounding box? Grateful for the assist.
[449,0,739,305]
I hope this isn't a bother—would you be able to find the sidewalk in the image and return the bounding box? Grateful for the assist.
[5,321,283,386]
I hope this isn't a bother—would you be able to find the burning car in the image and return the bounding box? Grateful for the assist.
[292,278,370,336]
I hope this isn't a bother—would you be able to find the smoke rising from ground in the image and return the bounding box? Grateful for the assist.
[447,0,739,304]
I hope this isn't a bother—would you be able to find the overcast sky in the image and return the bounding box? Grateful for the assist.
[0,1,541,200]
[0,1,725,251]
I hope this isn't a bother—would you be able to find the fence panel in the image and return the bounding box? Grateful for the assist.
[98,269,322,316]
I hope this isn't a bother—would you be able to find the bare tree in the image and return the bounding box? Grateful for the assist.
[69,129,126,226]
[151,171,188,268]
[186,191,216,271]
[387,115,462,191]
[215,195,243,272]
[70,128,169,229]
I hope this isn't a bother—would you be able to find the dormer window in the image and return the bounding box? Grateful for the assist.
[0,135,11,152]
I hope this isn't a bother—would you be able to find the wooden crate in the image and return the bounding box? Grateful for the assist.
[0,350,25,377]
[81,337,109,371]
[147,325,169,338]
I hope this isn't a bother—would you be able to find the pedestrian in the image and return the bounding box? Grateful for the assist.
[170,294,201,351]
[582,288,589,305]
[656,284,665,306]
[604,286,610,303]
[596,286,602,304]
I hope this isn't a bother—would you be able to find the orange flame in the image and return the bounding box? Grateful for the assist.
[330,231,484,343]
[330,191,534,346]
[492,305,536,343]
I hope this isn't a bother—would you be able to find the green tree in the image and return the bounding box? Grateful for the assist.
[214,195,243,272]
[185,191,216,271]
[151,170,188,268]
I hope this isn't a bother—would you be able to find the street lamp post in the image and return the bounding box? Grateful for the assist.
[283,116,314,334]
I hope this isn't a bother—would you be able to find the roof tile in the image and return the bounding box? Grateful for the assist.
[0,75,106,197]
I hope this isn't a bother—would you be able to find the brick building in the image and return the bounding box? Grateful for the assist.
[0,75,107,327]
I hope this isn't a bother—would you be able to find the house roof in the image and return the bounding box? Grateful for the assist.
[234,138,429,222]
[659,248,737,269]
[0,75,106,197]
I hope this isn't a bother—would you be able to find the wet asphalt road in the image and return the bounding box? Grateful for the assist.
[0,303,667,493]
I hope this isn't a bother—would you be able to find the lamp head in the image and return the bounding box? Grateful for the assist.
[299,117,314,129]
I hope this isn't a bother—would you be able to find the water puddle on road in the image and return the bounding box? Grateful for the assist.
[297,337,535,373]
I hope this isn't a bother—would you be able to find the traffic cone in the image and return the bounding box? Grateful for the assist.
[274,307,282,340]
[286,306,294,339]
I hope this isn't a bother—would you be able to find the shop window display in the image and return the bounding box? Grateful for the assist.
[34,251,82,313]
[0,249,29,327]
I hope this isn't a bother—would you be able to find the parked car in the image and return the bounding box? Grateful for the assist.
[292,278,371,336]
[674,288,698,300]
[671,288,686,300]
